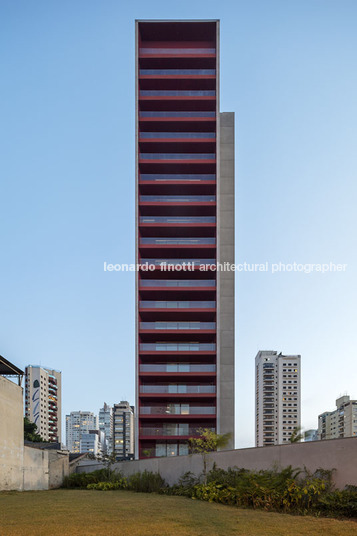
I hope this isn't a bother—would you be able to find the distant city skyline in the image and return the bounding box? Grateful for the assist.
[1,0,357,448]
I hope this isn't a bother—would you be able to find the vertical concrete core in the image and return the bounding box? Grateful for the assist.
[217,111,235,448]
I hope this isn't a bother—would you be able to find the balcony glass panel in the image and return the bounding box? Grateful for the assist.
[140,280,215,288]
[140,301,215,309]
[140,131,216,139]
[140,384,216,393]
[140,405,216,415]
[140,322,216,330]
[140,426,204,437]
[140,90,216,97]
[140,48,216,55]
[140,174,215,181]
[140,153,215,160]
[140,69,216,75]
[140,111,215,118]
[140,259,216,266]
[140,238,215,245]
[140,195,216,202]
[140,216,216,223]
[140,343,216,351]
[140,364,216,373]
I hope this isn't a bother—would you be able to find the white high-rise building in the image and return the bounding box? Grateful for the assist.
[65,411,98,453]
[318,395,357,440]
[80,429,105,456]
[25,366,62,443]
[255,351,301,447]
[113,401,135,460]
[98,402,113,455]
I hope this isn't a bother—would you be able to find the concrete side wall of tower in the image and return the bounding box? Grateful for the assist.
[217,112,235,448]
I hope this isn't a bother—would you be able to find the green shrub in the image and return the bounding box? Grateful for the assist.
[64,465,357,519]
[169,465,350,518]
[87,480,127,491]
[62,469,122,488]
[81,470,166,493]
[126,471,166,493]
[317,490,357,518]
[163,471,199,497]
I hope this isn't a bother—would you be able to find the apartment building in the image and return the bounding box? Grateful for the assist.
[65,411,98,453]
[135,19,235,458]
[25,365,62,443]
[113,401,135,460]
[318,395,357,440]
[255,351,301,446]
[80,429,105,456]
[99,402,113,455]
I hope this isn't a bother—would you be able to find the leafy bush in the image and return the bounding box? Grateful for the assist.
[163,471,199,497]
[64,465,357,519]
[126,471,166,493]
[87,480,127,491]
[317,490,357,518]
[169,465,353,517]
[78,470,166,493]
[62,469,121,488]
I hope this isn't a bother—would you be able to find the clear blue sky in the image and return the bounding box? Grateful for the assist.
[1,0,356,447]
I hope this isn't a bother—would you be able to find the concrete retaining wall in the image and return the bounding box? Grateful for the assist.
[0,376,69,491]
[23,447,49,490]
[23,446,69,490]
[0,377,24,491]
[77,437,357,489]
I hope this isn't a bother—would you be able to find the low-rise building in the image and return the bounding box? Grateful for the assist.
[318,395,357,440]
[304,429,318,442]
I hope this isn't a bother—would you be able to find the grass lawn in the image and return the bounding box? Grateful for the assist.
[0,489,356,536]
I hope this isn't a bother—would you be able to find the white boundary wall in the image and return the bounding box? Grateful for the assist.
[77,437,357,489]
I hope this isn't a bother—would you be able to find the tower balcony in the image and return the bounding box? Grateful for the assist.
[139,195,216,207]
[139,132,216,144]
[140,321,216,332]
[139,301,216,313]
[139,69,216,81]
[140,383,215,394]
[139,425,213,440]
[139,342,215,353]
[139,404,216,417]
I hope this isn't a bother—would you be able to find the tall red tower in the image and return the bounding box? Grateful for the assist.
[135,20,235,459]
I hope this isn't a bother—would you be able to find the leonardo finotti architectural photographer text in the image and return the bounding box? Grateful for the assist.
[103,261,347,274]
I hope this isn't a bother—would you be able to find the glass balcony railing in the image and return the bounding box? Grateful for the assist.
[140,322,216,330]
[140,364,216,373]
[140,153,215,160]
[140,238,215,245]
[140,132,216,139]
[140,343,216,352]
[140,174,215,181]
[140,69,216,75]
[140,384,216,394]
[140,216,216,223]
[140,90,216,97]
[140,111,215,118]
[140,426,206,437]
[140,405,216,415]
[140,195,215,202]
[140,280,215,288]
[140,259,216,266]
[140,301,216,309]
[140,48,216,55]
